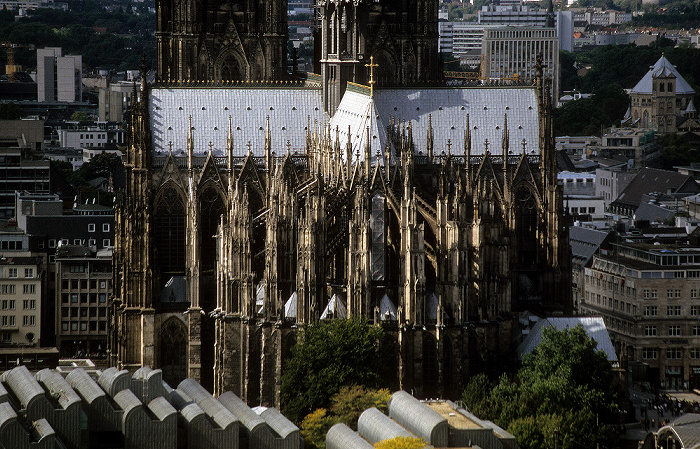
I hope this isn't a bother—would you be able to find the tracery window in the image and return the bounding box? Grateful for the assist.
[155,187,186,286]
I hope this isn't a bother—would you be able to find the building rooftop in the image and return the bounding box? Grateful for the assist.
[630,55,695,95]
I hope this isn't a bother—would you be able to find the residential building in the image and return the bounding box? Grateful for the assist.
[0,148,52,219]
[556,135,600,160]
[580,242,700,390]
[597,128,660,169]
[481,27,559,100]
[559,171,606,220]
[55,245,112,358]
[0,256,42,346]
[569,225,613,311]
[596,167,635,212]
[36,47,82,103]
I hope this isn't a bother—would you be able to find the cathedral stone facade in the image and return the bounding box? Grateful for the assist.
[112,0,571,407]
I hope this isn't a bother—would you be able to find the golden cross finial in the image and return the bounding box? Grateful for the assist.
[365,55,378,97]
[168,141,173,153]
[208,141,214,152]
[247,141,252,154]
[286,140,292,153]
[446,139,452,155]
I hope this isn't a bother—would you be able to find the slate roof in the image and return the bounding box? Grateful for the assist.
[516,316,618,362]
[149,86,327,156]
[569,225,611,268]
[630,55,695,95]
[330,85,541,158]
[613,168,698,210]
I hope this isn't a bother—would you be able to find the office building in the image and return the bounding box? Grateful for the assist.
[36,47,82,103]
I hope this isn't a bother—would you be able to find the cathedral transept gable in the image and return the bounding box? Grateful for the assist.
[198,151,226,192]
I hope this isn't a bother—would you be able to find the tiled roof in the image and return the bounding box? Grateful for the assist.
[149,86,327,156]
[331,86,540,158]
[614,167,698,209]
[630,55,695,95]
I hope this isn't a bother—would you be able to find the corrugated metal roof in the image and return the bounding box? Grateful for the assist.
[147,397,177,422]
[66,368,105,404]
[516,316,618,362]
[326,422,374,449]
[358,407,414,444]
[660,413,700,449]
[3,366,44,409]
[218,391,265,433]
[113,389,142,418]
[35,368,81,410]
[0,402,17,425]
[177,378,239,430]
[388,391,448,446]
[630,56,695,95]
[180,402,205,423]
[259,407,299,438]
[150,87,327,156]
[98,367,130,397]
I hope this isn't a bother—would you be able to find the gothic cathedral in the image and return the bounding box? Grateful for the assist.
[112,0,571,406]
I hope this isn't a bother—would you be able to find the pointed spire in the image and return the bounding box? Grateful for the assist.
[265,115,272,173]
[346,124,353,173]
[502,113,509,171]
[465,114,472,185]
[227,115,233,172]
[187,115,193,171]
[426,114,434,161]
[364,126,371,179]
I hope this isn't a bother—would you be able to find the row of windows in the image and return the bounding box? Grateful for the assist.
[1,299,36,310]
[61,293,108,304]
[642,348,700,360]
[61,279,110,290]
[0,315,35,327]
[61,307,107,318]
[0,268,34,279]
[569,207,596,214]
[60,321,107,332]
[49,239,111,248]
[644,325,700,336]
[0,284,37,295]
[87,223,110,232]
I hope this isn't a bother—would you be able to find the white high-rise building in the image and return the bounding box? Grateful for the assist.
[37,47,82,103]
[481,27,559,101]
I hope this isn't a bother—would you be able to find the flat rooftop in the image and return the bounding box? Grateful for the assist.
[426,401,481,430]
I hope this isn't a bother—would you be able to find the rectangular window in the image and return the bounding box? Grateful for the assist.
[645,325,657,336]
[651,289,657,298]
[0,285,15,295]
[98,293,106,303]
[61,322,69,332]
[7,268,17,278]
[643,289,650,299]
[89,239,96,246]
[102,239,111,247]
[669,325,681,336]
[691,348,700,359]
[71,294,78,303]
[88,223,96,232]
[103,223,110,232]
[692,289,698,298]
[48,239,56,248]
[22,285,35,294]
[80,322,87,331]
[666,348,682,359]
[692,306,700,316]
[693,326,700,336]
[24,268,33,278]
[71,322,78,331]
[667,306,682,316]
[22,316,35,327]
[644,306,657,316]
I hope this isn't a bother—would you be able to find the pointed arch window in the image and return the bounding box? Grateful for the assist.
[160,317,188,387]
[155,187,186,286]
[199,186,226,274]
[514,185,538,266]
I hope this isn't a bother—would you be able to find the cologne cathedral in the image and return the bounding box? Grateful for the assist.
[111,0,571,406]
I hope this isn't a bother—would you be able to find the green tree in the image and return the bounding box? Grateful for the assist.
[462,325,619,449]
[70,111,93,121]
[661,133,698,170]
[300,409,338,449]
[281,318,384,423]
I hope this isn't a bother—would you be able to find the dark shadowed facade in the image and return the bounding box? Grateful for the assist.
[111,0,571,407]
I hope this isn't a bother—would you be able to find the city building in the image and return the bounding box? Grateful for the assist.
[559,171,605,221]
[55,245,112,358]
[598,128,660,169]
[98,81,136,122]
[596,167,636,212]
[0,256,42,346]
[36,47,82,103]
[481,26,559,100]
[113,0,570,407]
[0,365,301,449]
[438,22,501,58]
[327,390,518,449]
[57,123,126,151]
[0,149,52,220]
[569,224,613,311]
[556,135,600,160]
[627,55,696,134]
[580,242,700,390]
[609,168,698,217]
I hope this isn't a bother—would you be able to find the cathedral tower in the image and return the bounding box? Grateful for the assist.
[319,0,442,113]
[156,0,288,82]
